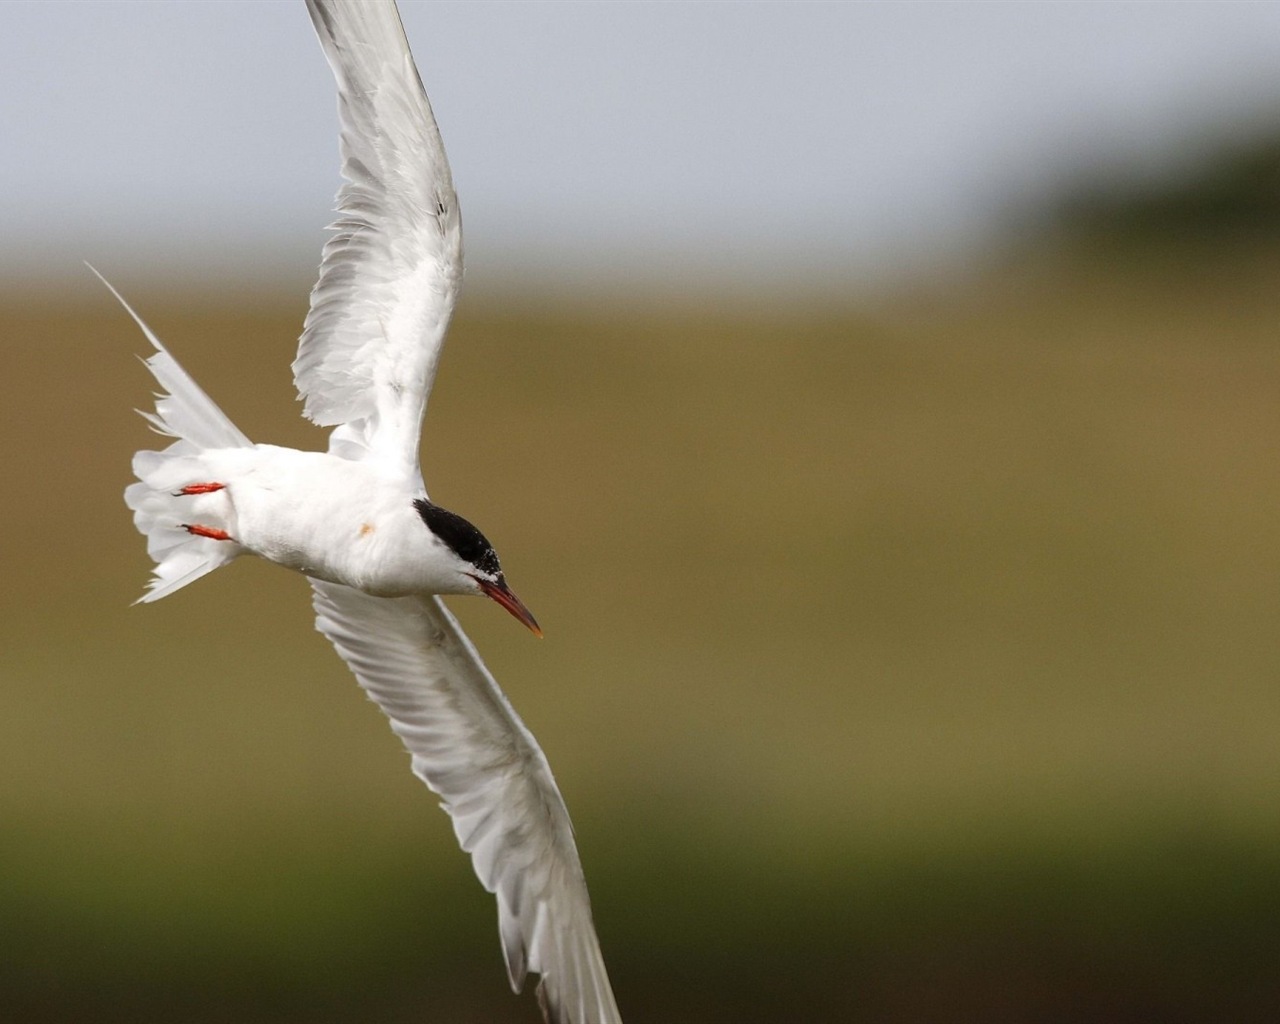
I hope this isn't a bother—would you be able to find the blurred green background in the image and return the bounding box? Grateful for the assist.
[8,137,1280,1024]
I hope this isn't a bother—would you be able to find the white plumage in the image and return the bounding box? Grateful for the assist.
[109,3,622,1022]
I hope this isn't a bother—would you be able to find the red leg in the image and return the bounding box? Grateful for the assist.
[175,482,226,496]
[182,523,233,542]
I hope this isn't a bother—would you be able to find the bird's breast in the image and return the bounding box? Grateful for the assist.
[207,445,444,596]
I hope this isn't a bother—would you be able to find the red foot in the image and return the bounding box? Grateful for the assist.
[182,523,232,542]
[175,482,226,496]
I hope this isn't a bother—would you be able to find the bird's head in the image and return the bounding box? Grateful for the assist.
[412,498,542,637]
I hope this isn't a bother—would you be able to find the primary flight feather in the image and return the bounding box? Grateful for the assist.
[111,2,623,1022]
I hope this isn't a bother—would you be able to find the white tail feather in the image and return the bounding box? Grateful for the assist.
[94,265,253,602]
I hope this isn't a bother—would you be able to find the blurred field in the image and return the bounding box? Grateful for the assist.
[4,245,1280,1021]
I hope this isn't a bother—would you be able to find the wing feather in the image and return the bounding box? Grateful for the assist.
[298,0,463,472]
[310,581,623,1024]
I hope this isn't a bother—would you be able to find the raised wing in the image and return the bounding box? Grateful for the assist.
[297,0,463,473]
[310,581,623,1024]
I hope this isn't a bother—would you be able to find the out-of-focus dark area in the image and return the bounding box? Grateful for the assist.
[1045,131,1280,250]
[6,126,1280,1022]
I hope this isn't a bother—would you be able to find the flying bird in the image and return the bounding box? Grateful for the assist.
[107,2,623,1021]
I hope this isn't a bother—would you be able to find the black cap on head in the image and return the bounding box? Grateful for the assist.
[413,498,502,577]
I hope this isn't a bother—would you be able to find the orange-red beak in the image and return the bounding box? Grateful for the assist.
[472,575,543,637]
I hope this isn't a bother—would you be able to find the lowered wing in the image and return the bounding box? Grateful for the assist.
[310,581,623,1024]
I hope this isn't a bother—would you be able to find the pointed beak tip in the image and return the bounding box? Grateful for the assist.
[518,610,544,639]
[474,575,543,638]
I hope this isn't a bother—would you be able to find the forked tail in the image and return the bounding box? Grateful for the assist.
[92,266,254,602]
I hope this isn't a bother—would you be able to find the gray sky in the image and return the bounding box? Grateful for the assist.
[8,1,1280,296]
